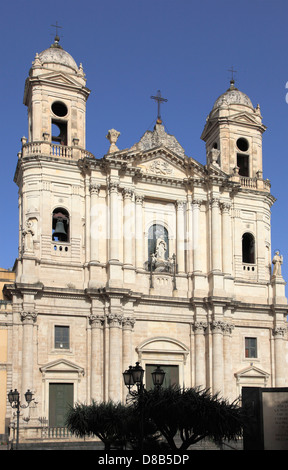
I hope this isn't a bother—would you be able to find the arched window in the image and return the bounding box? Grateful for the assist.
[51,101,68,145]
[242,232,255,264]
[52,208,69,242]
[148,224,169,261]
[236,137,250,177]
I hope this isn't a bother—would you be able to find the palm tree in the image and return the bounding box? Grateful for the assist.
[66,401,130,450]
[132,386,246,450]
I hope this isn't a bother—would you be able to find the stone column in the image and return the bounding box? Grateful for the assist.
[223,322,234,399]
[192,199,202,272]
[135,195,144,270]
[21,310,37,395]
[210,198,221,271]
[122,317,135,369]
[85,174,91,264]
[109,181,119,261]
[221,203,232,275]
[122,317,135,400]
[108,313,123,401]
[193,321,207,388]
[211,320,224,394]
[89,181,101,263]
[273,327,286,387]
[90,313,105,401]
[123,188,134,266]
[176,200,185,273]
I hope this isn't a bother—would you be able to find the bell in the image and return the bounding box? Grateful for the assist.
[52,218,67,241]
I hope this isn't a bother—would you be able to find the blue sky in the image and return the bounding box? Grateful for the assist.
[1,0,288,290]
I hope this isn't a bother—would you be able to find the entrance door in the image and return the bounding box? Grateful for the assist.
[49,383,73,427]
[145,365,179,390]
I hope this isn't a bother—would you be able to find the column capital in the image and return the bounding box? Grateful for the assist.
[221,202,231,213]
[21,310,37,323]
[135,194,144,205]
[89,181,101,195]
[107,313,123,327]
[89,314,105,328]
[273,326,286,338]
[175,200,185,210]
[209,197,220,208]
[122,317,136,330]
[108,181,119,194]
[123,187,134,200]
[211,320,225,333]
[192,198,202,207]
[193,321,207,334]
[222,322,234,335]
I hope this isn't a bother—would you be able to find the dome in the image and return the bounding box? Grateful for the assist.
[213,80,253,110]
[38,36,78,73]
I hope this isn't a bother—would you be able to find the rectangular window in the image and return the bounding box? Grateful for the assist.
[245,337,257,358]
[145,364,179,390]
[237,154,249,177]
[55,326,69,349]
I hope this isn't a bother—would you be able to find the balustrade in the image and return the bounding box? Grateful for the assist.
[21,141,96,161]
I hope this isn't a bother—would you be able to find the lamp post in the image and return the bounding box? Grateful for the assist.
[123,362,165,450]
[123,362,166,393]
[8,389,34,449]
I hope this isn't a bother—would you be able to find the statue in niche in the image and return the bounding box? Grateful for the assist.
[152,237,173,272]
[272,250,283,277]
[22,224,34,253]
[156,238,167,261]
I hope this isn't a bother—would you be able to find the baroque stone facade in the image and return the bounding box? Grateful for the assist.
[3,36,288,440]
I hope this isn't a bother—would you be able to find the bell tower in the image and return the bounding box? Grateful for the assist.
[23,35,90,148]
[201,79,266,177]
[14,37,91,285]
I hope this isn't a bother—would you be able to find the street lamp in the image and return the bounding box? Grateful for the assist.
[123,362,166,393]
[151,365,165,388]
[8,388,34,449]
[123,363,165,451]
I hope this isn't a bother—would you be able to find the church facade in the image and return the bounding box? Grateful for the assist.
[3,36,288,440]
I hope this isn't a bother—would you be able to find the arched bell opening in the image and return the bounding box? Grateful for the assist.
[52,208,69,242]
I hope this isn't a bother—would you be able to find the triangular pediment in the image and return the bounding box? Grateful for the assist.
[40,358,84,375]
[229,111,259,125]
[104,145,205,180]
[235,365,270,380]
[135,149,188,178]
[36,71,82,88]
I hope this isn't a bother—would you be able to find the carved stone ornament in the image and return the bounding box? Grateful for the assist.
[108,181,119,194]
[123,188,134,199]
[107,313,123,327]
[148,159,173,175]
[21,310,37,323]
[273,327,286,338]
[106,129,121,154]
[89,314,105,327]
[193,321,208,333]
[122,317,136,329]
[89,181,101,195]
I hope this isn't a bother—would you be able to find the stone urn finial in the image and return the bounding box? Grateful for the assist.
[106,129,121,153]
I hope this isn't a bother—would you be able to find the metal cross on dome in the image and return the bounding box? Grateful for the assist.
[228,66,237,82]
[51,21,63,40]
[150,90,168,124]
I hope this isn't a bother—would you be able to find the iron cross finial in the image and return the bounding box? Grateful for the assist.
[228,66,237,82]
[51,21,63,41]
[150,90,168,124]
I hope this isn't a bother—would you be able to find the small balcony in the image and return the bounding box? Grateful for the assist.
[20,139,95,161]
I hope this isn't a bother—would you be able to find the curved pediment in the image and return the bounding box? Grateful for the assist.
[136,336,189,363]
